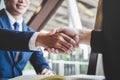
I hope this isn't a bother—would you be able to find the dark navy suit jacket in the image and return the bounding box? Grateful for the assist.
[0,9,50,79]
[0,29,34,51]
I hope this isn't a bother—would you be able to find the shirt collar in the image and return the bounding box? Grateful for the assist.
[5,9,23,31]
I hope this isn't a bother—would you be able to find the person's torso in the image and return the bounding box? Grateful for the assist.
[101,0,120,80]
[0,9,33,78]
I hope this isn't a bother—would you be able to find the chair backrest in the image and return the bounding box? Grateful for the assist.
[87,0,102,75]
[87,51,98,75]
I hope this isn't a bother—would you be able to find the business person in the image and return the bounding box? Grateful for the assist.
[0,0,77,79]
[0,0,56,79]
[0,0,76,53]
[48,0,120,79]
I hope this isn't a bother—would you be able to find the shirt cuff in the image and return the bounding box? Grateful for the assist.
[29,32,41,51]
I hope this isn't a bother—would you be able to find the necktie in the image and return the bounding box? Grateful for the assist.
[13,22,20,62]
[13,22,19,31]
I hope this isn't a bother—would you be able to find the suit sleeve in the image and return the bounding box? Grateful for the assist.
[90,30,105,53]
[30,50,51,74]
[0,29,34,51]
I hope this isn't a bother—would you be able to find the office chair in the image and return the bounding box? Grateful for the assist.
[87,0,102,75]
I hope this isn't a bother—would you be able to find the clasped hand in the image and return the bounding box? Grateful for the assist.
[36,28,80,54]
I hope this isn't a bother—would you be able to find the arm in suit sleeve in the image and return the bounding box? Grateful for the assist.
[0,29,34,51]
[91,30,105,53]
[30,50,51,74]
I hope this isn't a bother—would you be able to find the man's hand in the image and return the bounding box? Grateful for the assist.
[56,27,80,47]
[36,31,76,54]
[79,28,92,45]
[38,68,55,75]
[44,27,92,54]
[56,27,92,45]
[45,28,80,54]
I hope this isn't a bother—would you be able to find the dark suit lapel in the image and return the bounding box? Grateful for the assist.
[22,21,34,32]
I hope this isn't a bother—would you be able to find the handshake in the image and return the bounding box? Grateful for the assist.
[36,27,91,54]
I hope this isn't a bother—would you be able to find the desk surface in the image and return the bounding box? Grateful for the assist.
[9,74,105,80]
[66,74,105,80]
